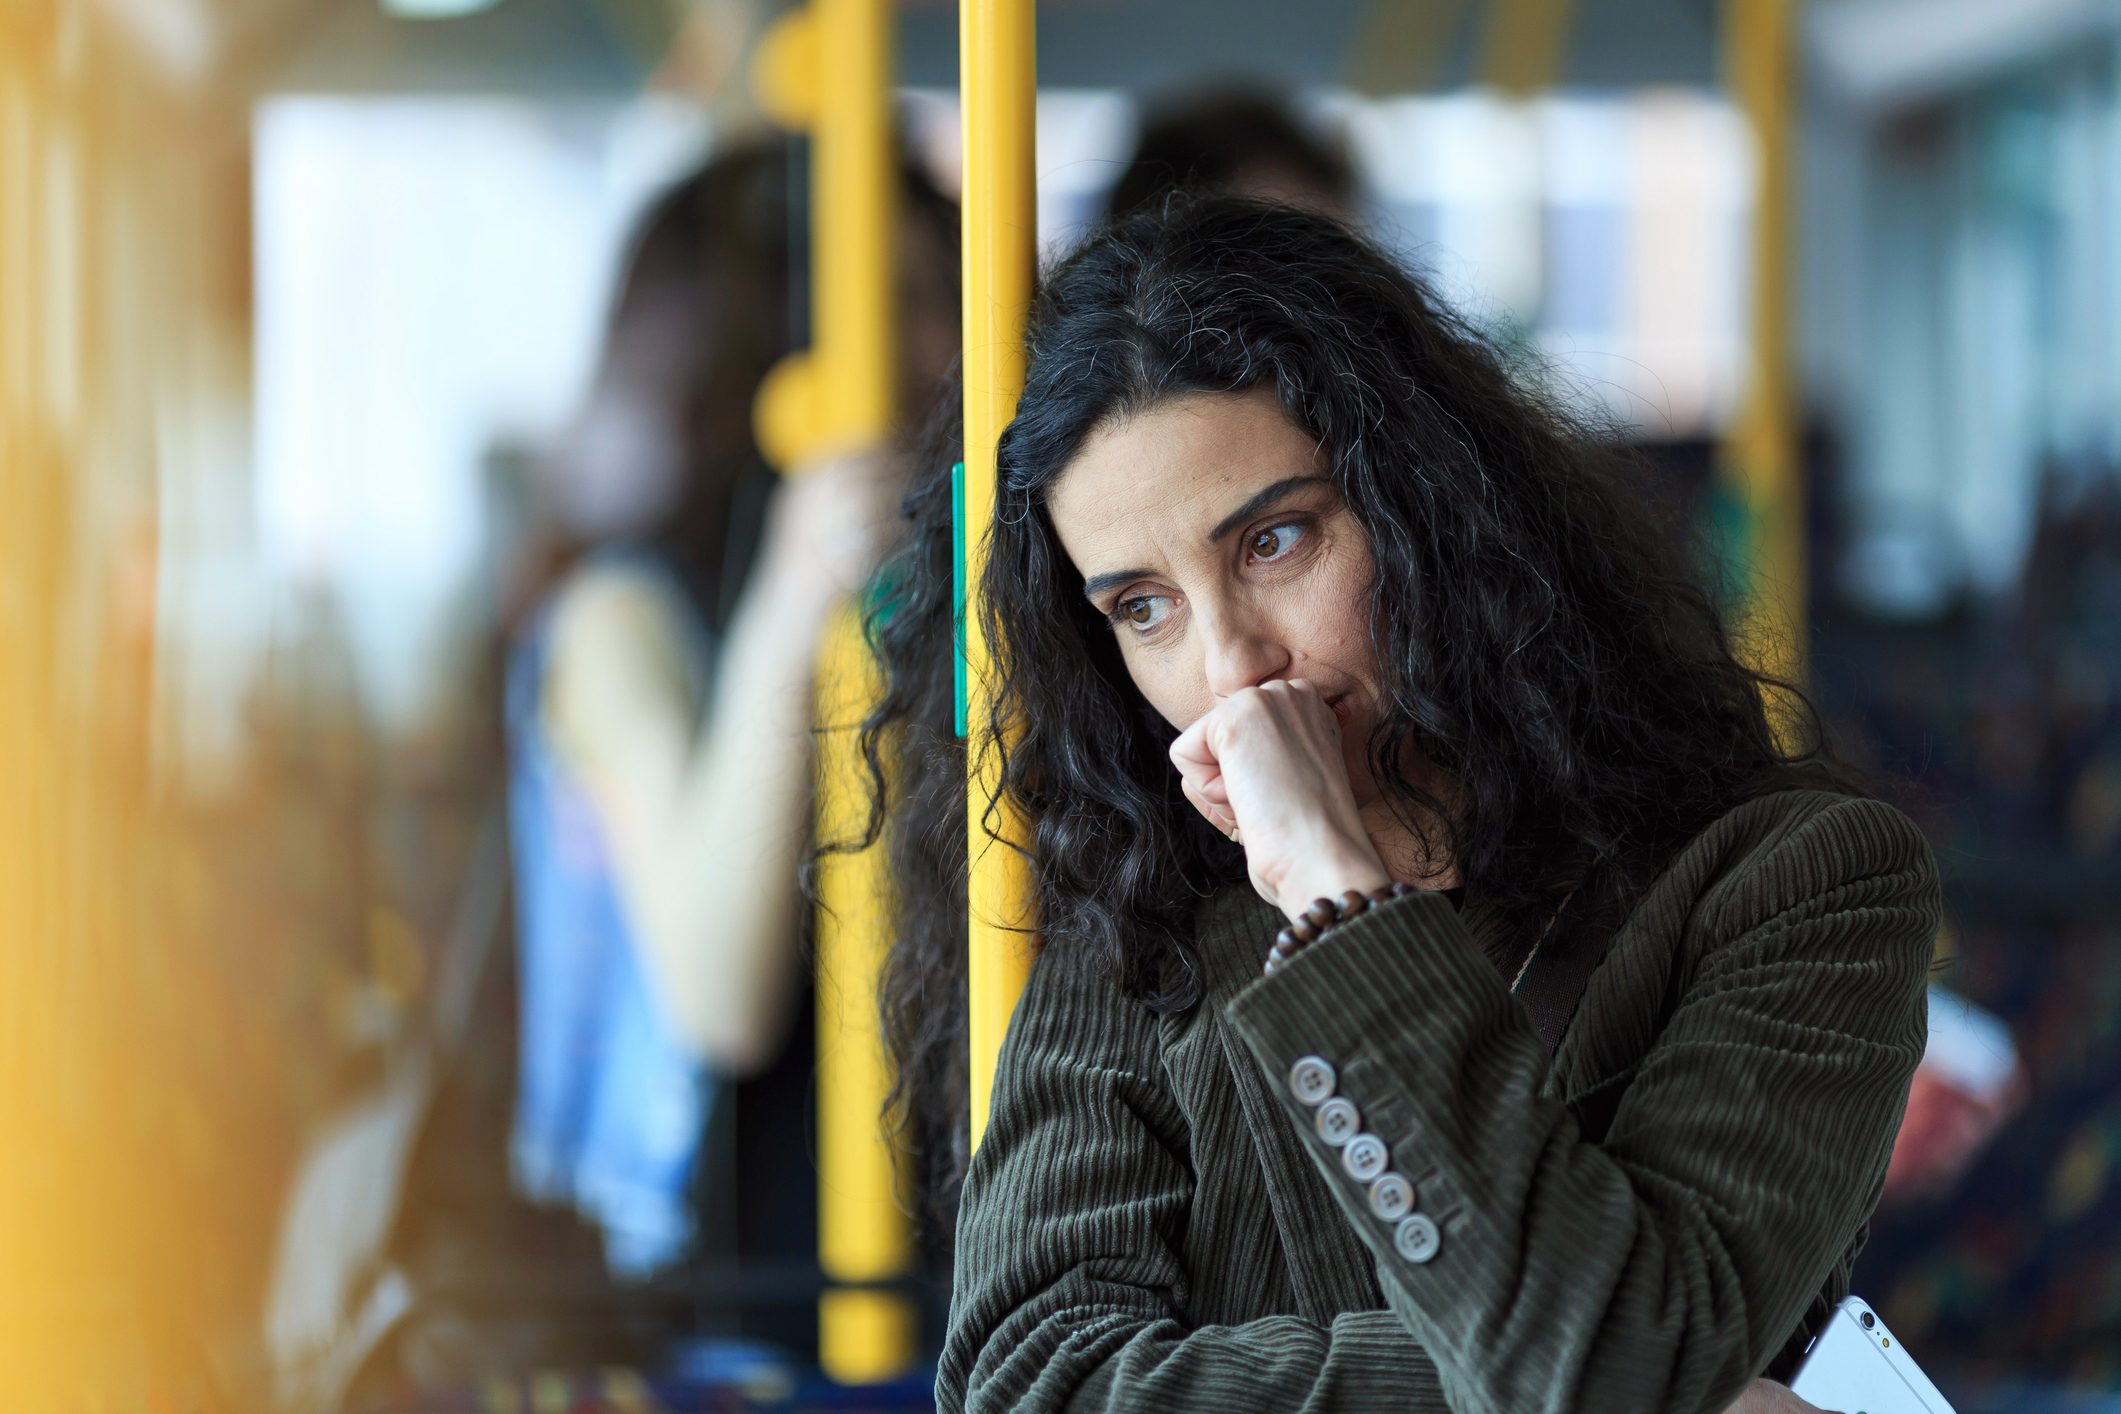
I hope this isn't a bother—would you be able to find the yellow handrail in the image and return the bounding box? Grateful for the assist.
[1480,0,1579,97]
[752,0,895,463]
[1723,0,1805,696]
[812,598,913,1382]
[960,0,1040,1154]
[752,0,913,1382]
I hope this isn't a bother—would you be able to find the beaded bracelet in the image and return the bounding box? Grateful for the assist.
[1263,881,1415,977]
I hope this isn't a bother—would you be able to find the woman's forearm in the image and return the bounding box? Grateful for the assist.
[1223,801,1935,1412]
[622,576,836,1073]
[547,562,836,1073]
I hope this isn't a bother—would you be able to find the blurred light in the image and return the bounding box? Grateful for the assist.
[1811,0,2121,110]
[252,95,707,733]
[94,0,214,83]
[382,0,505,19]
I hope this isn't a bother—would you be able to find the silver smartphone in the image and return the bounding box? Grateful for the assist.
[1789,1296,1956,1414]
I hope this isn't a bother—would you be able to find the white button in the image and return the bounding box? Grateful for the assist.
[1288,1056,1337,1107]
[1394,1213,1442,1264]
[1367,1173,1416,1222]
[1341,1133,1389,1183]
[1314,1097,1361,1147]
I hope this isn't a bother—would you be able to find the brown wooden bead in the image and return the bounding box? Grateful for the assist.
[1270,883,1426,975]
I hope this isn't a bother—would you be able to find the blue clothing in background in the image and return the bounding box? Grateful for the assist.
[504,587,713,1277]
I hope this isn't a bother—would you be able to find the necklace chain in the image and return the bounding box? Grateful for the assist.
[1508,888,1579,999]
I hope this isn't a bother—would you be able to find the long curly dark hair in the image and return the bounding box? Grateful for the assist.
[850,197,1847,1249]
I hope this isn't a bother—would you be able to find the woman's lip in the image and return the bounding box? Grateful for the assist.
[1327,694,1351,724]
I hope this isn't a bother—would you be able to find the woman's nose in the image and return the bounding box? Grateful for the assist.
[1202,610,1291,699]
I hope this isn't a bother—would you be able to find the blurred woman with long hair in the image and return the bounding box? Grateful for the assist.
[509,136,955,1277]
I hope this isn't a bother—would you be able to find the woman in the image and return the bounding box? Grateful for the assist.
[860,198,1937,1410]
[508,136,956,1278]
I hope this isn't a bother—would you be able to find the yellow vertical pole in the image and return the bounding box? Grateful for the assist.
[751,0,912,1383]
[960,0,1039,1152]
[1346,0,1472,96]
[812,601,914,1384]
[813,0,894,444]
[1480,0,1579,97]
[752,0,894,461]
[1724,0,1804,690]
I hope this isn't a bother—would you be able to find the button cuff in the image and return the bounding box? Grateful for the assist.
[1367,1172,1416,1222]
[1287,1056,1336,1107]
[1314,1097,1361,1147]
[1393,1213,1442,1264]
[1341,1133,1388,1183]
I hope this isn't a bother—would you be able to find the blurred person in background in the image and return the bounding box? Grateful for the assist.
[507,133,957,1284]
[1106,87,1356,223]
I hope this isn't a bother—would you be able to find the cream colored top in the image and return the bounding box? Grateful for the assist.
[540,557,827,1076]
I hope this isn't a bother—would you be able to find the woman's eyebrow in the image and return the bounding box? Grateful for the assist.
[1079,475,1333,603]
[1083,567,1153,602]
[1207,474,1332,544]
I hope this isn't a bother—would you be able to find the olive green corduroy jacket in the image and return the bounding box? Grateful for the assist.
[939,791,1939,1413]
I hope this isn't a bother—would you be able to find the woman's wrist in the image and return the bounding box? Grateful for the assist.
[1264,879,1415,977]
[1276,843,1392,924]
[733,548,861,668]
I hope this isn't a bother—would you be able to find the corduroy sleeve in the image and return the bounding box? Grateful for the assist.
[1223,795,1939,1414]
[937,943,1449,1412]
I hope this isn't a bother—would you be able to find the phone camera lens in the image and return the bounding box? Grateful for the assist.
[1859,1312,1876,1330]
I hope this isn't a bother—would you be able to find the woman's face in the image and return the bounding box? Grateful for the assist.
[1045,387,1386,809]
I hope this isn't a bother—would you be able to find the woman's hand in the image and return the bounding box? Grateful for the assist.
[1723,1379,1835,1414]
[758,446,901,629]
[1168,679,1391,920]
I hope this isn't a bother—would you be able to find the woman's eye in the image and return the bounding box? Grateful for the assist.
[1249,523,1304,560]
[1116,595,1173,632]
